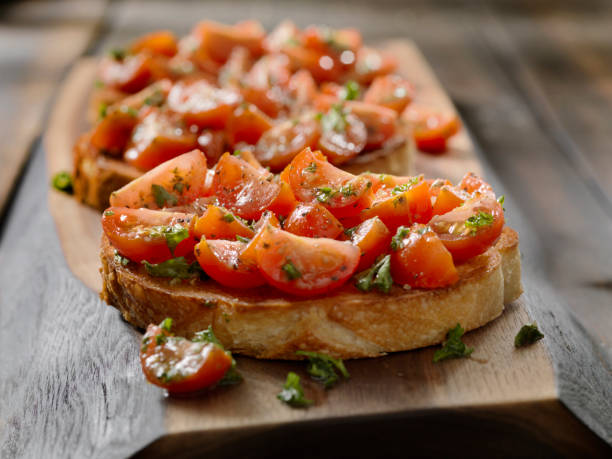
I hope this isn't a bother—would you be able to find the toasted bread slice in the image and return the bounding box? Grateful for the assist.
[100,227,522,360]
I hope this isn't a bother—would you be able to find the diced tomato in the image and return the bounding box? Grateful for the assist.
[458,172,495,197]
[254,225,360,296]
[285,148,373,219]
[302,26,362,57]
[360,172,421,194]
[363,75,414,113]
[193,205,255,240]
[427,178,453,197]
[390,224,458,288]
[90,106,139,153]
[263,20,300,53]
[100,53,153,93]
[317,105,367,164]
[361,179,433,233]
[174,34,222,76]
[287,69,317,112]
[429,195,504,262]
[124,110,198,170]
[353,47,397,84]
[130,30,178,57]
[213,152,280,220]
[112,79,172,113]
[255,117,320,171]
[197,130,226,165]
[167,80,241,129]
[193,20,265,63]
[241,54,290,117]
[347,217,392,271]
[140,322,232,393]
[283,45,343,83]
[102,207,196,263]
[194,239,265,288]
[267,180,298,217]
[404,105,461,154]
[284,203,344,239]
[231,148,267,172]
[225,103,273,147]
[346,101,398,150]
[218,46,252,88]
[240,211,280,262]
[432,185,470,216]
[110,149,209,209]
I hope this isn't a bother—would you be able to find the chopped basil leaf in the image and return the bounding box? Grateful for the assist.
[339,183,356,197]
[342,80,360,101]
[51,171,74,194]
[497,195,506,211]
[282,260,301,280]
[514,323,544,348]
[465,211,494,234]
[151,184,178,208]
[277,372,312,407]
[304,162,317,173]
[344,225,358,238]
[193,325,223,347]
[390,226,411,251]
[141,336,150,352]
[144,90,165,107]
[355,254,393,293]
[235,235,251,243]
[160,317,173,332]
[296,350,349,389]
[104,210,115,216]
[315,186,337,203]
[433,323,474,362]
[391,177,420,195]
[163,225,190,254]
[222,213,236,223]
[109,48,126,61]
[320,104,347,133]
[143,257,203,279]
[193,326,242,385]
[113,250,130,266]
[98,102,108,119]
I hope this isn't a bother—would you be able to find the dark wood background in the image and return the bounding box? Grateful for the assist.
[1,0,611,457]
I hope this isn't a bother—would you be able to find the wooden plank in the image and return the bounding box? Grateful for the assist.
[0,0,105,218]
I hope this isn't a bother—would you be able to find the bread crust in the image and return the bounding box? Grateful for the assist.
[100,227,522,360]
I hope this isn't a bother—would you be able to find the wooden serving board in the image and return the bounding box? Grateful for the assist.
[44,41,608,456]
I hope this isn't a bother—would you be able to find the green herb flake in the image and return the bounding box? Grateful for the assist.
[514,323,544,348]
[285,37,301,47]
[282,260,301,280]
[222,213,236,223]
[109,48,126,61]
[296,351,349,389]
[390,226,411,251]
[344,225,358,238]
[315,186,337,203]
[433,324,474,362]
[162,225,189,254]
[304,162,317,173]
[160,317,173,332]
[98,102,108,119]
[339,183,356,197]
[193,325,243,385]
[465,211,494,234]
[355,254,393,294]
[104,210,115,216]
[143,257,203,279]
[497,195,506,211]
[151,184,178,208]
[342,80,360,101]
[235,235,251,243]
[320,104,347,133]
[144,90,165,107]
[277,372,313,407]
[141,336,150,352]
[113,250,130,266]
[51,171,74,194]
[391,177,420,195]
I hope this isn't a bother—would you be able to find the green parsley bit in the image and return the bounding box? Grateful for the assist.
[104,210,115,216]
[514,323,544,348]
[235,235,251,243]
[296,351,349,389]
[222,213,236,223]
[315,186,337,203]
[465,211,494,235]
[94,80,105,88]
[151,184,178,208]
[355,254,393,294]
[277,372,313,407]
[342,80,360,101]
[144,90,165,107]
[339,184,356,197]
[433,324,474,362]
[143,257,204,279]
[391,177,420,195]
[98,102,108,119]
[282,260,301,280]
[193,326,243,386]
[497,195,506,211]
[160,318,173,332]
[51,171,74,194]
[113,250,130,266]
[320,104,347,133]
[344,225,358,238]
[162,225,189,254]
[304,162,317,173]
[390,226,411,251]
[109,48,126,61]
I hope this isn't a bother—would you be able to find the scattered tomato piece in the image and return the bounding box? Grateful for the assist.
[284,203,344,239]
[347,217,392,271]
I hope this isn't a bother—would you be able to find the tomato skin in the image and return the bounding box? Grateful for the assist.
[353,47,397,84]
[284,45,343,83]
[193,205,255,240]
[212,152,280,220]
[286,148,373,219]
[193,20,265,63]
[284,203,344,239]
[226,103,273,147]
[432,185,470,216]
[317,110,367,165]
[240,211,280,263]
[288,69,318,112]
[167,80,241,129]
[130,30,178,57]
[110,149,208,209]
[363,75,414,113]
[194,239,265,288]
[361,180,433,233]
[140,324,232,394]
[100,54,153,93]
[254,225,360,296]
[197,130,226,165]
[254,117,321,171]
[90,106,139,153]
[102,207,196,263]
[458,172,495,197]
[241,54,291,117]
[124,110,198,171]
[404,105,461,154]
[346,101,398,150]
[348,217,392,271]
[429,195,505,262]
[266,180,298,217]
[390,224,458,289]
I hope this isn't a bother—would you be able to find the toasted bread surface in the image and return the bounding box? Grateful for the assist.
[100,227,521,359]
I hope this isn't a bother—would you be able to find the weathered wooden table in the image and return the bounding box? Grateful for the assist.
[1,1,611,457]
